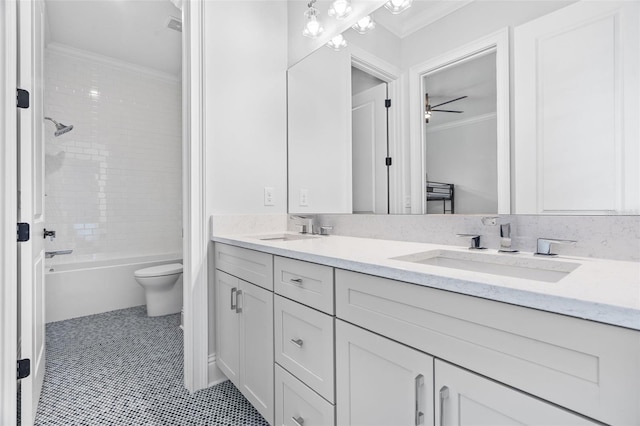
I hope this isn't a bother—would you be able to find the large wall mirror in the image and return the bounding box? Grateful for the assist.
[287,0,639,216]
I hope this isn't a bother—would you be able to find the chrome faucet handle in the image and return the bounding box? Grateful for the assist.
[498,223,518,253]
[535,238,576,256]
[319,226,333,236]
[456,234,486,250]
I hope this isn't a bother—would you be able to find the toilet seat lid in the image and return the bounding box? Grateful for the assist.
[135,263,183,278]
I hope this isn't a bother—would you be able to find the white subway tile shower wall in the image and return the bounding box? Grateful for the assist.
[44,46,182,265]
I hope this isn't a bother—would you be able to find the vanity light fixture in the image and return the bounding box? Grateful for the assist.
[384,0,413,14]
[326,34,348,51]
[328,0,352,20]
[352,15,376,34]
[303,0,324,39]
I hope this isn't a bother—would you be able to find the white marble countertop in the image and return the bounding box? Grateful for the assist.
[211,232,640,331]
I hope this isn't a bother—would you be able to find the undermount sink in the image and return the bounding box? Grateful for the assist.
[391,250,580,283]
[254,233,320,242]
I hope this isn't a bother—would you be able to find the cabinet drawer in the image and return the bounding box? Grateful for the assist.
[275,295,335,402]
[214,243,273,290]
[275,364,335,426]
[274,256,334,314]
[336,269,640,426]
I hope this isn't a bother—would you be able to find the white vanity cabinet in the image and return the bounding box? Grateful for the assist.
[435,360,597,426]
[214,244,274,425]
[273,256,336,426]
[336,320,434,426]
[212,241,639,426]
[335,269,640,425]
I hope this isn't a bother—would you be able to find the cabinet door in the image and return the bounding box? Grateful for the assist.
[435,360,598,426]
[336,320,434,426]
[239,280,274,425]
[215,270,240,387]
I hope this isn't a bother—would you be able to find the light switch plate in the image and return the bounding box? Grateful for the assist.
[264,187,275,206]
[299,189,309,206]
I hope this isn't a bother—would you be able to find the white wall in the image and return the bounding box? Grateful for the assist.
[203,0,289,376]
[425,117,498,214]
[400,1,575,70]
[204,1,288,216]
[44,44,182,265]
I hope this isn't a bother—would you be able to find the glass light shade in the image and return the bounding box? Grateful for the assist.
[384,0,413,14]
[303,15,324,38]
[352,15,376,34]
[328,0,352,20]
[326,34,348,51]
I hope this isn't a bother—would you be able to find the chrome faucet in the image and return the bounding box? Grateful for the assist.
[290,215,315,234]
[456,234,486,250]
[535,238,576,256]
[498,223,518,253]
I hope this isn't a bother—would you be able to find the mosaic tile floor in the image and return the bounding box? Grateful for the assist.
[35,306,269,426]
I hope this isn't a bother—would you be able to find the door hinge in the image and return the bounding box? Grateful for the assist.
[17,359,30,379]
[385,99,391,108]
[17,89,29,109]
[17,223,30,242]
[385,157,392,166]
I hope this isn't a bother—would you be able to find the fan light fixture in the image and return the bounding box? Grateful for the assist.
[384,0,413,14]
[303,0,324,39]
[327,34,348,51]
[352,15,376,34]
[328,0,352,20]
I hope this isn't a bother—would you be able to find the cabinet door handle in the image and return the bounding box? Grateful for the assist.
[290,278,303,285]
[439,385,449,426]
[415,374,425,425]
[291,416,305,426]
[290,338,304,348]
[230,287,237,311]
[235,290,243,313]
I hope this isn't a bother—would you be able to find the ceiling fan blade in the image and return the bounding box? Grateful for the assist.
[431,109,464,113]
[431,95,468,109]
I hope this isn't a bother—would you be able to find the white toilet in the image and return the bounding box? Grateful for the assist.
[134,263,183,317]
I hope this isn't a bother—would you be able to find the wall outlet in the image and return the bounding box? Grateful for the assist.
[404,196,411,208]
[299,189,309,207]
[264,187,275,206]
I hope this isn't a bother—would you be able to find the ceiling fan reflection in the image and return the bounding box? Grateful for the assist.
[425,94,467,123]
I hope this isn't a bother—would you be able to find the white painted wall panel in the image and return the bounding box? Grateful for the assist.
[204,1,287,216]
[514,1,639,214]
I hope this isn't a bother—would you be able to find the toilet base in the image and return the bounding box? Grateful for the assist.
[144,278,183,317]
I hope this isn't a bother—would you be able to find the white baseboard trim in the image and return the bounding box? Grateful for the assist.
[207,353,227,387]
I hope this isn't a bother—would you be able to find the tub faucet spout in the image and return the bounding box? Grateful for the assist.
[45,249,73,259]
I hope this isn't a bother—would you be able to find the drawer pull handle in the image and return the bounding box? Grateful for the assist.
[415,374,424,425]
[439,385,449,426]
[230,287,237,311]
[291,416,305,426]
[235,290,243,313]
[290,278,303,285]
[290,338,304,348]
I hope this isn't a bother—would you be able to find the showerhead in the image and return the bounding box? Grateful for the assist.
[45,117,74,137]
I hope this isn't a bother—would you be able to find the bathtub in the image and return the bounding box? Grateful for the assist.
[45,255,183,323]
